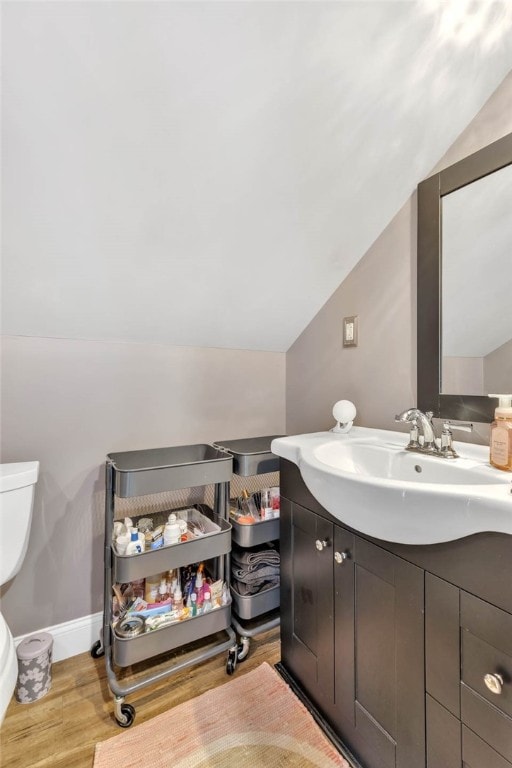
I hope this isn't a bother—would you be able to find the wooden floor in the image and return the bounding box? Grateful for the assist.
[1,628,280,768]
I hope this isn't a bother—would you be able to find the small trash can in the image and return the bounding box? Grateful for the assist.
[15,632,53,704]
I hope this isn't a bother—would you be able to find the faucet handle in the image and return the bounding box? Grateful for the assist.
[439,421,473,459]
[442,420,473,434]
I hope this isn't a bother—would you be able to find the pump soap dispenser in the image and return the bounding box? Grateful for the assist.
[489,394,512,471]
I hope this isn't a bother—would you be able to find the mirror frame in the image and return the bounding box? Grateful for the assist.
[417,131,512,423]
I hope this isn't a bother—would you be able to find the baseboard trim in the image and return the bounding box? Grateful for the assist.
[14,612,103,663]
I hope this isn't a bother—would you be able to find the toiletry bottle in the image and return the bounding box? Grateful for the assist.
[173,587,184,615]
[156,578,170,603]
[260,488,272,520]
[115,532,131,556]
[194,568,205,607]
[202,591,212,613]
[190,592,198,617]
[489,394,512,471]
[125,527,143,555]
[178,518,188,542]
[164,513,181,546]
[144,574,163,603]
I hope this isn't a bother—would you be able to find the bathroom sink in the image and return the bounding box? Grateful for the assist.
[314,440,501,485]
[271,428,512,544]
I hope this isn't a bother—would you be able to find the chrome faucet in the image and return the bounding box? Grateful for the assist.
[395,408,473,459]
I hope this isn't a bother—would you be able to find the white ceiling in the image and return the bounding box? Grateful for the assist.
[2,1,512,352]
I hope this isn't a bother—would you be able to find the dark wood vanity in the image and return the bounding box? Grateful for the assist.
[279,460,512,768]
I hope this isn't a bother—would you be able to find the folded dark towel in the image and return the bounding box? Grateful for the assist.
[231,564,280,584]
[232,543,280,570]
[232,578,280,596]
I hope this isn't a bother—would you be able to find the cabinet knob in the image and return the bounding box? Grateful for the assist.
[315,539,329,551]
[484,673,504,695]
[334,551,348,564]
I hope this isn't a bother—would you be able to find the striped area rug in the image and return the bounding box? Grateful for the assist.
[94,662,350,767]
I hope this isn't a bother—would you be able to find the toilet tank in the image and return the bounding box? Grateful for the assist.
[0,462,39,585]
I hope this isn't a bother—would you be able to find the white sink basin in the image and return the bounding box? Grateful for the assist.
[271,427,512,545]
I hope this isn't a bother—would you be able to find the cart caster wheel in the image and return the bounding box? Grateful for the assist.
[116,703,135,728]
[90,640,104,659]
[237,636,250,663]
[226,650,237,675]
[236,642,248,663]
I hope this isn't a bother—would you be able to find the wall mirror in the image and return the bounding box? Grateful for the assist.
[417,131,512,423]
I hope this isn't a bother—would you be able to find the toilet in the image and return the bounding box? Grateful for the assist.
[0,461,39,725]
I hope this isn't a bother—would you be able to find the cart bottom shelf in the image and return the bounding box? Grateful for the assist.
[113,604,231,667]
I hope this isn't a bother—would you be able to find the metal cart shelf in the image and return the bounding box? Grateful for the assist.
[92,444,237,727]
[213,435,283,673]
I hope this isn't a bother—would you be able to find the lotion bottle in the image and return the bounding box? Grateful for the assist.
[125,527,143,555]
[489,394,512,471]
[164,513,181,546]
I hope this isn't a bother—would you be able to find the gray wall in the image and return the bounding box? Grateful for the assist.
[442,357,484,397]
[1,336,285,636]
[485,338,512,395]
[286,72,512,443]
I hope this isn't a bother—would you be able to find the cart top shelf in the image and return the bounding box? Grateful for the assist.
[213,435,284,476]
[107,444,232,497]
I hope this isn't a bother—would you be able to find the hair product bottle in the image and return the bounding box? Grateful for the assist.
[489,394,512,471]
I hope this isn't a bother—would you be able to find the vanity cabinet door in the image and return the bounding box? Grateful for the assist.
[425,574,512,768]
[335,536,425,768]
[280,498,335,709]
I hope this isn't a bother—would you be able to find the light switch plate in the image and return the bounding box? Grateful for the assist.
[343,315,358,347]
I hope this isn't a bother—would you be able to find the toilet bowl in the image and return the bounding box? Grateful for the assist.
[0,461,39,725]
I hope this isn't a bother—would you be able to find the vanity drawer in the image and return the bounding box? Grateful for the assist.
[462,725,512,768]
[461,591,512,719]
[461,686,512,764]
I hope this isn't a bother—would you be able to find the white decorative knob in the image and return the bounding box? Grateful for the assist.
[332,400,357,433]
[334,551,348,564]
[484,673,504,695]
[315,539,328,551]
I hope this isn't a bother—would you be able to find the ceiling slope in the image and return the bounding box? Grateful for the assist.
[2,1,512,351]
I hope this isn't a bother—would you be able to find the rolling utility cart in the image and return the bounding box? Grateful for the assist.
[213,436,282,675]
[91,444,237,727]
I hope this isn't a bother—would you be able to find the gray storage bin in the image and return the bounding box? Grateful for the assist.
[114,506,231,583]
[230,583,280,620]
[107,444,232,498]
[15,632,53,704]
[113,604,231,667]
[213,436,283,476]
[230,516,280,548]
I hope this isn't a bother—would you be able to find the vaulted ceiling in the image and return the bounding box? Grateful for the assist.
[3,1,512,351]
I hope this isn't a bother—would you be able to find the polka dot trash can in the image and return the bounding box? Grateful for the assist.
[15,632,53,704]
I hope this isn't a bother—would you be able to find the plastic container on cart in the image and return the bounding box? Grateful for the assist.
[107,444,232,498]
[213,437,282,477]
[230,515,280,548]
[230,583,279,620]
[114,506,231,582]
[113,603,232,666]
